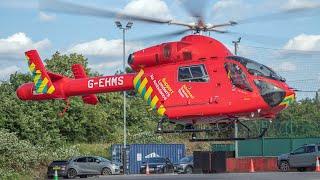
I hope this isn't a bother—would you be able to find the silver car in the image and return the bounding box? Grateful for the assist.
[47,156,120,179]
[278,144,320,172]
[174,156,193,174]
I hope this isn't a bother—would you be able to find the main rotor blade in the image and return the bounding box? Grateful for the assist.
[235,5,320,24]
[208,29,229,34]
[40,0,171,24]
[130,29,191,41]
[180,0,209,21]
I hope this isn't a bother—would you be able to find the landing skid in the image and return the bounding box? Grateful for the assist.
[155,125,233,134]
[189,128,267,142]
[155,118,268,142]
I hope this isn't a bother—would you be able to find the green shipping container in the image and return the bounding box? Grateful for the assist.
[212,144,235,152]
[238,137,320,157]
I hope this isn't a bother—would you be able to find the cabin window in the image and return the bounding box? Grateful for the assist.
[178,64,208,82]
[225,62,252,91]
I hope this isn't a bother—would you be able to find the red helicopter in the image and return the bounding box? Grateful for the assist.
[16,0,305,141]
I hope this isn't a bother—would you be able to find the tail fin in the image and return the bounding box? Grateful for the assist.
[25,50,55,94]
[71,64,98,105]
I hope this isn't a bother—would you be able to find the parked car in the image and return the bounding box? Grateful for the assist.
[174,155,193,174]
[278,144,320,172]
[47,156,120,179]
[140,157,174,174]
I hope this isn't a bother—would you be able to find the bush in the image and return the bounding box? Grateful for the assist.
[0,128,79,179]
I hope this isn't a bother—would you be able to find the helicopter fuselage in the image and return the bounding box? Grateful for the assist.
[16,35,295,125]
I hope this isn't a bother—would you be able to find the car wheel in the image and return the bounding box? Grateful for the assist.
[101,167,112,175]
[185,166,193,174]
[67,168,77,179]
[297,167,306,172]
[279,161,290,172]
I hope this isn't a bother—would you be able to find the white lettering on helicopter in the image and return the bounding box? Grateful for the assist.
[178,85,194,99]
[150,74,173,100]
[87,76,124,89]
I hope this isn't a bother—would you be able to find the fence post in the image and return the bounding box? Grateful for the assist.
[262,137,264,156]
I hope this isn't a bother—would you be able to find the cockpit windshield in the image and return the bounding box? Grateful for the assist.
[227,56,285,82]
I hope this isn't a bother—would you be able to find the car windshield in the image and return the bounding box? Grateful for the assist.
[147,158,165,163]
[227,56,285,82]
[179,156,193,163]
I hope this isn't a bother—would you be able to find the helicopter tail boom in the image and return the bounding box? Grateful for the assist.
[17,50,135,103]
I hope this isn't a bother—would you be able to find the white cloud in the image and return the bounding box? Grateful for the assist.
[0,65,20,80]
[39,11,56,22]
[272,61,297,72]
[282,0,319,10]
[67,38,142,57]
[67,38,144,75]
[123,0,172,20]
[211,0,252,22]
[0,32,51,59]
[284,34,320,51]
[0,33,50,80]
[89,61,123,74]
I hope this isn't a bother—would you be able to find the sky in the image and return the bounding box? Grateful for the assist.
[0,0,319,97]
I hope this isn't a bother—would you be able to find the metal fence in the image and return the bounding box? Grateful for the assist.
[238,119,320,138]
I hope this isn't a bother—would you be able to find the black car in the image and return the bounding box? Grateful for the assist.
[140,157,174,174]
[174,156,193,174]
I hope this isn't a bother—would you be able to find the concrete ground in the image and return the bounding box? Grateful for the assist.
[78,172,320,180]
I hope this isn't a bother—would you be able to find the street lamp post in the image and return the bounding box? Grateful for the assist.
[232,37,241,158]
[115,21,133,175]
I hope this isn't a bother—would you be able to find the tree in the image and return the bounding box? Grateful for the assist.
[45,52,91,77]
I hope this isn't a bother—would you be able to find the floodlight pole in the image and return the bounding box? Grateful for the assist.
[232,37,241,56]
[115,21,133,175]
[232,37,241,158]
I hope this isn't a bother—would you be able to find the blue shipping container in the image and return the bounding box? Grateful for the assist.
[111,144,185,174]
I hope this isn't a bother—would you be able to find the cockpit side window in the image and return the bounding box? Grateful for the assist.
[225,62,253,92]
[227,56,285,82]
[178,64,209,82]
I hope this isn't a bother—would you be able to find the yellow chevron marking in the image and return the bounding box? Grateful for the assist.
[280,94,295,106]
[138,77,148,94]
[33,70,41,84]
[47,85,55,94]
[144,87,153,101]
[29,63,35,72]
[38,77,49,93]
[157,105,166,116]
[150,96,159,109]
[287,94,295,100]
[133,69,144,86]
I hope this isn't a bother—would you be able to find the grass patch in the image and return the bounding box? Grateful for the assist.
[76,143,112,159]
